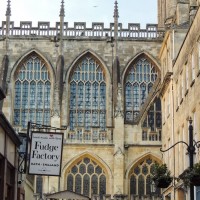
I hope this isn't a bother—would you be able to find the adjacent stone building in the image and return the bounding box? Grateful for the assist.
[1,0,200,200]
[0,57,21,200]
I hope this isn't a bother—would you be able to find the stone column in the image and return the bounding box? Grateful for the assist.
[165,0,177,25]
[157,0,166,29]
[176,1,189,25]
[113,84,125,194]
[167,0,177,18]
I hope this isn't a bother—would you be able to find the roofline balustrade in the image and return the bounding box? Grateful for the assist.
[0,21,165,40]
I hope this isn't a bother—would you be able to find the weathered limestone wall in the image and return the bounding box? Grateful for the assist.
[0,31,163,198]
[160,6,200,200]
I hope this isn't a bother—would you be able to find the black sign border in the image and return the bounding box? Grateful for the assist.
[28,131,64,177]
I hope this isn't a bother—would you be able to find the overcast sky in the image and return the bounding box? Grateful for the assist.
[0,0,157,28]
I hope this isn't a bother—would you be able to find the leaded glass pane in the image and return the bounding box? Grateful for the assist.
[130,175,136,195]
[146,175,151,195]
[83,174,90,196]
[87,164,94,174]
[22,81,29,109]
[99,175,106,197]
[100,111,106,130]
[84,158,90,165]
[29,110,35,123]
[142,98,162,141]
[30,81,36,109]
[156,98,161,110]
[77,111,84,126]
[134,166,140,175]
[91,175,98,194]
[70,82,76,109]
[14,55,51,127]
[14,110,20,125]
[138,175,144,196]
[92,111,98,127]
[100,83,106,109]
[14,81,21,109]
[85,82,91,109]
[75,174,82,194]
[72,166,78,174]
[142,165,148,175]
[44,110,50,126]
[129,158,161,197]
[66,158,106,198]
[125,83,132,111]
[37,81,44,109]
[133,83,139,111]
[77,82,84,108]
[21,109,28,128]
[140,83,146,105]
[85,111,91,130]
[69,55,106,133]
[69,111,76,130]
[92,82,99,109]
[146,158,152,165]
[148,83,153,93]
[36,176,43,194]
[44,81,51,109]
[95,166,102,174]
[156,113,162,127]
[79,164,86,174]
[36,110,43,125]
[125,57,158,123]
[67,174,74,192]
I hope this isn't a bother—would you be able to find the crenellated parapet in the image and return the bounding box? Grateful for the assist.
[0,21,164,39]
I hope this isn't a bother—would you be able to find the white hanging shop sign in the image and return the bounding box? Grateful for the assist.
[28,131,63,176]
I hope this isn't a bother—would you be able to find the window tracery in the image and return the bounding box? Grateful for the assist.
[66,157,106,197]
[14,55,51,128]
[124,57,158,122]
[142,98,162,141]
[69,55,106,140]
[129,158,161,197]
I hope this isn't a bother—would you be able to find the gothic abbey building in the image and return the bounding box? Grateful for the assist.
[0,0,200,200]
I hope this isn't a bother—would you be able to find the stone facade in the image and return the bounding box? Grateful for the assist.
[1,0,200,200]
[159,1,200,200]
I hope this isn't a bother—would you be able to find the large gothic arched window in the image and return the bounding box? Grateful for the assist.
[129,157,161,198]
[66,157,106,198]
[124,56,159,123]
[69,54,106,139]
[14,54,51,128]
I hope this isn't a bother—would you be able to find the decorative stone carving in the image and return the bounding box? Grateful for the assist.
[114,147,124,157]
[114,83,124,118]
[51,84,61,117]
